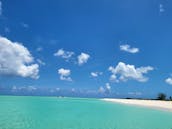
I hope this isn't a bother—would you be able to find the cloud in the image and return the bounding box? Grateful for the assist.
[12,86,17,91]
[0,36,39,79]
[120,44,139,53]
[109,74,119,82]
[58,68,72,81]
[71,88,75,92]
[77,52,90,65]
[56,87,60,91]
[165,77,172,85]
[128,92,142,96]
[27,86,37,91]
[160,4,165,13]
[58,68,70,76]
[12,86,37,92]
[98,83,111,94]
[0,1,2,16]
[91,72,103,77]
[108,62,153,82]
[54,50,90,65]
[54,49,74,61]
[21,22,29,28]
[98,86,105,93]
[36,47,43,52]
[105,83,111,90]
[37,59,45,66]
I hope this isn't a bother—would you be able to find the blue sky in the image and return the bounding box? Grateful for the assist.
[0,0,172,98]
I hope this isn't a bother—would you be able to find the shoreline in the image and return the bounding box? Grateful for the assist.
[102,98,172,112]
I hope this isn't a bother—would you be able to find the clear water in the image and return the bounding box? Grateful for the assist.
[0,96,172,129]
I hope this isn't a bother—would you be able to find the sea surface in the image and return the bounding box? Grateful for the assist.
[0,96,172,129]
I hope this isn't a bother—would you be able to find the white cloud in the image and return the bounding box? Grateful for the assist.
[58,68,70,76]
[77,52,90,65]
[128,92,142,96]
[58,68,72,81]
[98,86,105,93]
[71,88,75,92]
[160,4,165,13]
[0,36,39,79]
[56,87,60,91]
[108,62,153,82]
[54,49,74,61]
[98,83,111,94]
[0,1,2,16]
[37,59,45,66]
[165,77,172,85]
[120,44,139,53]
[91,72,98,77]
[36,47,43,52]
[12,86,37,92]
[54,50,90,65]
[21,23,29,28]
[27,86,37,91]
[105,83,111,90]
[12,86,17,91]
[91,71,103,77]
[60,75,72,81]
[109,74,119,82]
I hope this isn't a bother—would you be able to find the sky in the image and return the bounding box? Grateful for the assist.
[0,0,172,98]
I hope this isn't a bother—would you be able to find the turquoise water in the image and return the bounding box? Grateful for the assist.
[0,96,172,129]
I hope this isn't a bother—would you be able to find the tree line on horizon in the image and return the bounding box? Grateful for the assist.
[157,93,172,101]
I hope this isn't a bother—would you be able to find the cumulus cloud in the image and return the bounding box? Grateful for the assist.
[0,36,39,79]
[36,47,43,52]
[36,59,45,66]
[21,22,29,28]
[54,50,90,65]
[54,49,74,61]
[109,74,119,82]
[98,83,111,94]
[71,88,75,92]
[120,44,139,53]
[12,86,17,91]
[160,4,165,13]
[98,86,105,93]
[105,83,111,90]
[27,86,37,91]
[91,71,103,77]
[58,68,72,81]
[12,86,37,92]
[108,62,153,82]
[0,1,2,16]
[56,87,60,91]
[77,52,90,65]
[165,77,172,85]
[128,92,142,96]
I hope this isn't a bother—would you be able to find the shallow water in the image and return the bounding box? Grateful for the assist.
[0,96,172,129]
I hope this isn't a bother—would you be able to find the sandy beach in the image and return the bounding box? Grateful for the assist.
[103,98,172,112]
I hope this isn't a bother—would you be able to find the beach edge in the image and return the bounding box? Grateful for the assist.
[102,98,172,112]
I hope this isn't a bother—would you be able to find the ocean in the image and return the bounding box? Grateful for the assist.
[0,96,172,129]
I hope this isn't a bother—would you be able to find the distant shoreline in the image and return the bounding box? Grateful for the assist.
[102,98,172,112]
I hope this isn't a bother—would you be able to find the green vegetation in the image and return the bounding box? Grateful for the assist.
[169,96,172,101]
[156,93,172,101]
[157,93,166,100]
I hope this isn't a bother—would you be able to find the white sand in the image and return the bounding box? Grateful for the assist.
[102,98,172,112]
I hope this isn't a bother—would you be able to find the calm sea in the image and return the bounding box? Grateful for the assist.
[0,96,172,129]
